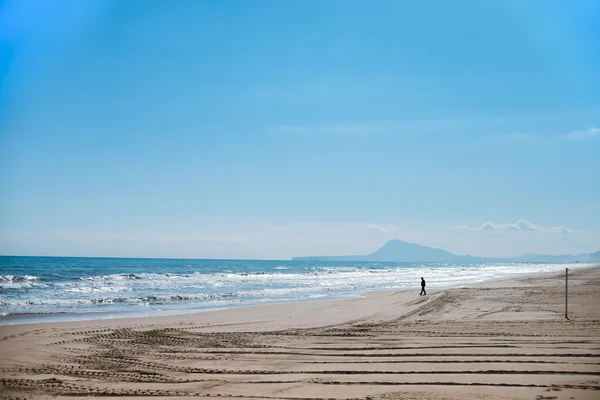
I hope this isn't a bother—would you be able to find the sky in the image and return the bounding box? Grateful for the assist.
[1,0,599,259]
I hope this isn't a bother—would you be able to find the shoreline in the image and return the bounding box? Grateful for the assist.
[1,263,596,328]
[0,264,598,333]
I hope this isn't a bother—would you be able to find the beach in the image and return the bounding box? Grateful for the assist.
[1,266,599,400]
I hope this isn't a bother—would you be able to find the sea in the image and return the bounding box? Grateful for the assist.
[0,256,585,326]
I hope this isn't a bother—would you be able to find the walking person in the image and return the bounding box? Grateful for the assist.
[420,277,426,296]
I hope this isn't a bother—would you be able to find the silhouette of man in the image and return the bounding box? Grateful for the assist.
[420,277,426,296]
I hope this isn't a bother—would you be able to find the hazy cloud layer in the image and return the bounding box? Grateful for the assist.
[552,226,574,234]
[269,118,501,138]
[368,223,402,233]
[566,127,600,140]
[1,222,598,260]
[484,126,600,143]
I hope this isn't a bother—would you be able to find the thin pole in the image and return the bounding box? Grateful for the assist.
[565,268,569,319]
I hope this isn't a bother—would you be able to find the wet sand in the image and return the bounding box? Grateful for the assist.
[1,266,599,400]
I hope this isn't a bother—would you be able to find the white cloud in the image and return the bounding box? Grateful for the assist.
[480,221,499,231]
[455,220,582,234]
[454,225,471,230]
[457,219,543,231]
[552,226,574,234]
[368,223,401,233]
[511,219,542,231]
[566,127,600,140]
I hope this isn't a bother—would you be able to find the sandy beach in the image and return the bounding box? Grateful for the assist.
[1,266,599,400]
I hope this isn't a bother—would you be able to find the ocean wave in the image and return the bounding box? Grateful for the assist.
[59,267,393,286]
[0,275,41,282]
[0,284,334,308]
[66,286,130,294]
[69,271,325,287]
[2,263,580,294]
[0,275,48,289]
[0,292,243,307]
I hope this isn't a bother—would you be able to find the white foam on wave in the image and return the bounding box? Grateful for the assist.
[0,290,251,307]
[0,275,47,289]
[66,286,131,294]
[0,275,40,282]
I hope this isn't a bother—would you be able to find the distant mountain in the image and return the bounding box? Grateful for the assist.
[293,240,478,262]
[292,239,597,263]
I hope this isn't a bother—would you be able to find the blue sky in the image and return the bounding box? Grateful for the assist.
[1,0,599,259]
